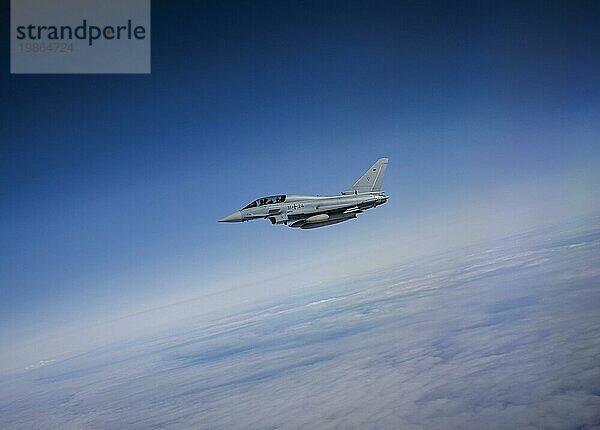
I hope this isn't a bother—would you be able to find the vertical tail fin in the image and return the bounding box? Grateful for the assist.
[343,158,389,195]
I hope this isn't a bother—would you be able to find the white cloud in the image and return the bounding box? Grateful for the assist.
[1,218,599,429]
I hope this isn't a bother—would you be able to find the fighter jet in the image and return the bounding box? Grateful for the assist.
[219,158,389,229]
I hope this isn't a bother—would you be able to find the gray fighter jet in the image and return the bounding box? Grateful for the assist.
[219,158,389,229]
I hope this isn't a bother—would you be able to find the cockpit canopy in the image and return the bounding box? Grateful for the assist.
[242,195,286,209]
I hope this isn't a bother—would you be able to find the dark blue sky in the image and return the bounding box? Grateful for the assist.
[2,1,600,366]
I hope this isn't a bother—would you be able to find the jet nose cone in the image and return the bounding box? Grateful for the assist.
[219,211,243,223]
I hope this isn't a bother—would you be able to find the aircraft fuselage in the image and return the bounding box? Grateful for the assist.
[220,193,388,228]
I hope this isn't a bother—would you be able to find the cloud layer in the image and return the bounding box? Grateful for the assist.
[1,220,600,429]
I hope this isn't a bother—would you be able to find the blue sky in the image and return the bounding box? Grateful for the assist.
[1,1,600,370]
